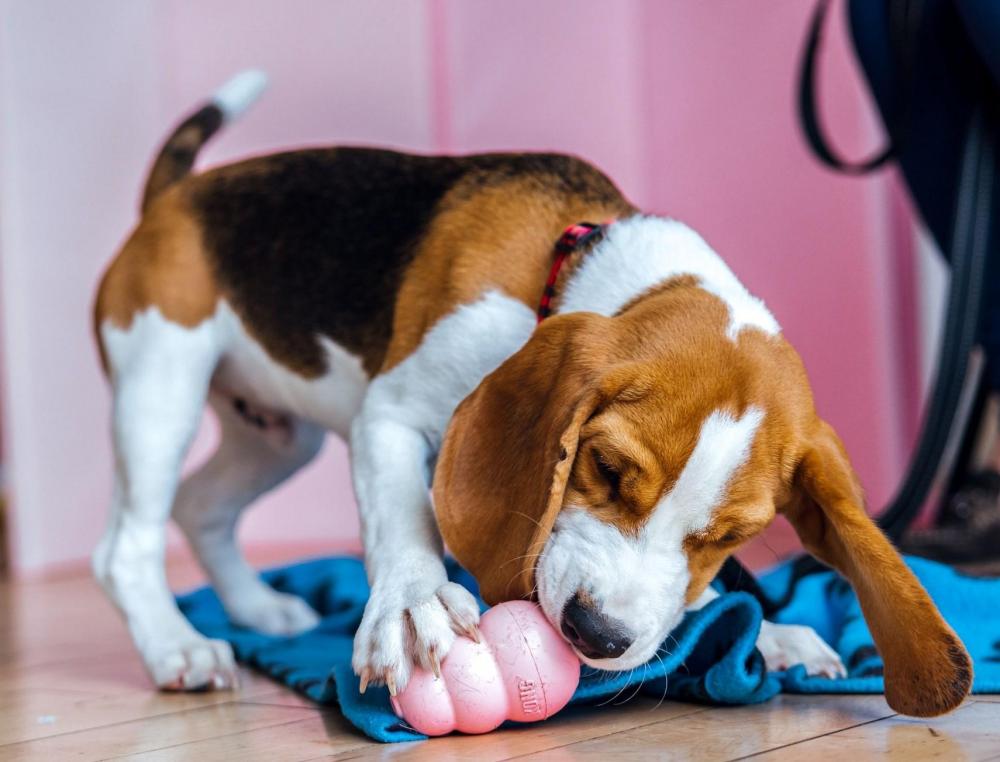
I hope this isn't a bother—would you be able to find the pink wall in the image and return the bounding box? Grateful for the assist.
[0,0,916,576]
[636,1,915,510]
[1,1,163,576]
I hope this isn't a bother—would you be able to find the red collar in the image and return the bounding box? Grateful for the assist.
[537,222,607,323]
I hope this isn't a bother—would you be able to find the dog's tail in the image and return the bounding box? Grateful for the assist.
[140,69,268,212]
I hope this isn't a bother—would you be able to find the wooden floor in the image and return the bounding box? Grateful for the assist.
[2,558,999,761]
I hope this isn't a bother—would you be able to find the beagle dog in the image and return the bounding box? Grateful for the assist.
[93,72,971,717]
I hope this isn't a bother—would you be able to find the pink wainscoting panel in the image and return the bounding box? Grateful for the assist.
[0,0,162,576]
[438,0,646,202]
[160,0,437,161]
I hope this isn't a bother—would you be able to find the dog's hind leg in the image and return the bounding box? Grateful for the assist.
[93,308,236,691]
[172,394,325,636]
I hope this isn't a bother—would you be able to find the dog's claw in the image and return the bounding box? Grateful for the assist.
[359,668,371,695]
[353,580,479,699]
[161,676,184,692]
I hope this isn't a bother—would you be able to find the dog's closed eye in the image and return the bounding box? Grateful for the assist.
[688,523,754,548]
[593,451,621,501]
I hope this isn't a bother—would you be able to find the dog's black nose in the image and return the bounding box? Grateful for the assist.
[560,593,633,660]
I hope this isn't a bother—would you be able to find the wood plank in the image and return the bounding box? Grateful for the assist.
[333,698,705,761]
[241,689,331,711]
[0,676,275,746]
[508,695,894,761]
[756,700,1000,761]
[0,577,128,665]
[112,707,373,762]
[0,566,337,750]
[0,701,317,761]
[0,655,306,745]
[1,649,278,698]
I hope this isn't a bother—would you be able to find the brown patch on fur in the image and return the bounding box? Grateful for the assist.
[382,168,634,372]
[614,274,701,317]
[683,509,773,603]
[94,189,219,370]
[684,555,729,605]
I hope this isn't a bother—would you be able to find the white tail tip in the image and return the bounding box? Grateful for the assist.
[213,69,268,121]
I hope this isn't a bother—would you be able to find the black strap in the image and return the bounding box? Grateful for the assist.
[879,107,995,537]
[798,0,922,174]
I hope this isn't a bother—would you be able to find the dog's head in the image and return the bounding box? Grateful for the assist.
[434,281,971,717]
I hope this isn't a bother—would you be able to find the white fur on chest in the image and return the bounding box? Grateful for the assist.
[211,302,368,438]
[359,290,537,449]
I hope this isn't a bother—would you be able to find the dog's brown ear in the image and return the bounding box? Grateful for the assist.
[782,418,972,717]
[433,312,613,604]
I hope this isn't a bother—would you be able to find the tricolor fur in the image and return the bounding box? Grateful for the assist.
[92,72,971,716]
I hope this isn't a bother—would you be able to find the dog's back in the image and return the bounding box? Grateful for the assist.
[98,131,627,376]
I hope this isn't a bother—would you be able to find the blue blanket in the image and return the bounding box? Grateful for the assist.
[178,555,1000,742]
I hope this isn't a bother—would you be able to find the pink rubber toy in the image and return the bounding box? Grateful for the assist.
[390,600,580,736]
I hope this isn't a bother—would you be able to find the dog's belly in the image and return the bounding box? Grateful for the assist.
[211,301,369,438]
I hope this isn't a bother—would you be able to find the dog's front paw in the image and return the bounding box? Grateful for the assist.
[352,581,481,695]
[757,621,847,678]
[146,636,239,691]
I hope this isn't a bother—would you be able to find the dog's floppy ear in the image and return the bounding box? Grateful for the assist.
[782,418,972,717]
[433,312,613,604]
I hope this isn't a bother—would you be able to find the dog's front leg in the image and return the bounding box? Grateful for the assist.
[349,390,481,695]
